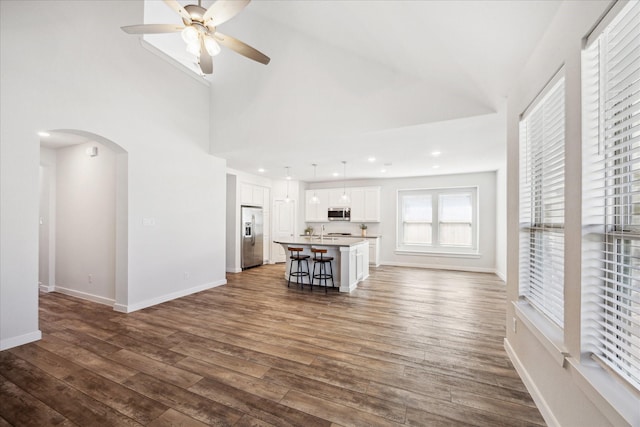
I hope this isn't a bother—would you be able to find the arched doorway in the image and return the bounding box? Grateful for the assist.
[39,129,128,311]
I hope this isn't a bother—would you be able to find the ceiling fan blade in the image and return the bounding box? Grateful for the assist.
[199,38,214,74]
[163,0,192,24]
[215,32,270,65]
[121,24,184,34]
[204,0,251,27]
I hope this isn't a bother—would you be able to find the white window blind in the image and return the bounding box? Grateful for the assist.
[439,193,473,246]
[519,74,566,328]
[402,194,433,244]
[397,188,477,253]
[582,0,640,391]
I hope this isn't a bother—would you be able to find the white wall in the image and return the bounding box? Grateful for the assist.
[1,0,227,349]
[55,142,116,304]
[39,148,57,291]
[495,166,506,281]
[309,171,497,273]
[506,1,637,426]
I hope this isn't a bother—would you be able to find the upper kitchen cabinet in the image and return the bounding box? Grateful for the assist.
[328,188,352,207]
[350,187,381,222]
[305,189,329,222]
[241,183,266,207]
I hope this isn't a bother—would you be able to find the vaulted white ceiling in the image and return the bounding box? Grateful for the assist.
[141,0,561,182]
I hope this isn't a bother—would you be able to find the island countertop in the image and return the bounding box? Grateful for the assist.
[274,238,369,292]
[274,237,368,247]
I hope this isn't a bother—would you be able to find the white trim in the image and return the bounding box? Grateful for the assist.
[513,301,568,367]
[226,267,242,273]
[566,357,640,427]
[394,250,481,259]
[504,338,561,427]
[39,283,55,292]
[495,270,506,282]
[139,39,210,86]
[53,286,115,307]
[115,279,227,313]
[0,330,42,351]
[381,261,495,274]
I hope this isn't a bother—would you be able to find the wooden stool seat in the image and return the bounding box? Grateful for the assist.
[311,248,335,293]
[288,247,310,289]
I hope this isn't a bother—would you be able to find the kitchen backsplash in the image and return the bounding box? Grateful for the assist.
[304,222,380,236]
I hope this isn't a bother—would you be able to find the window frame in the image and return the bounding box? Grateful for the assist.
[582,0,640,392]
[396,186,478,255]
[518,70,566,329]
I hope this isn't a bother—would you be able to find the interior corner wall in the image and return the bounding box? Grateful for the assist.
[495,166,506,281]
[226,173,238,272]
[1,0,227,348]
[505,1,633,426]
[55,141,116,305]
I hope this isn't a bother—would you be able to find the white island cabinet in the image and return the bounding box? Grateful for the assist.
[273,237,369,292]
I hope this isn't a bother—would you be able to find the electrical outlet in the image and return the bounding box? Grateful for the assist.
[512,317,517,333]
[88,274,93,284]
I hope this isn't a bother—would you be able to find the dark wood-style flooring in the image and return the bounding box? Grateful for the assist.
[0,264,545,426]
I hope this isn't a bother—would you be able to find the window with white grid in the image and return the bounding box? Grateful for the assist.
[397,187,477,253]
[582,0,640,391]
[519,73,566,328]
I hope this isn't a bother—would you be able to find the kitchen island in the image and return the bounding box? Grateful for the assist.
[273,237,369,292]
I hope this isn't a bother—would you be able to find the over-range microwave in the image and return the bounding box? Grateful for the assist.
[328,207,351,221]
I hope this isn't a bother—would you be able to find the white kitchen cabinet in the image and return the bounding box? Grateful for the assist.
[240,183,266,207]
[350,187,381,222]
[305,189,329,222]
[328,188,351,207]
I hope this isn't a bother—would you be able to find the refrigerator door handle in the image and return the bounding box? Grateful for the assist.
[251,215,256,245]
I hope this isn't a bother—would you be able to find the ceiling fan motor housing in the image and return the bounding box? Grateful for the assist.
[183,5,208,25]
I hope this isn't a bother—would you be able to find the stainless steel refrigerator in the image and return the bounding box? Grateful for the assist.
[241,206,264,270]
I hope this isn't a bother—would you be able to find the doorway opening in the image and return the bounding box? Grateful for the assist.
[39,129,128,311]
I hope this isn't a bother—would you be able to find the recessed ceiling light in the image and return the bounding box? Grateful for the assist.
[37,131,50,137]
[368,156,376,162]
[381,169,387,173]
[258,168,265,173]
[286,176,292,180]
[431,151,441,157]
[332,172,339,177]
[433,165,440,169]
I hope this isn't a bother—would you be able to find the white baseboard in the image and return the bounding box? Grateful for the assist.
[54,286,115,307]
[0,330,42,351]
[495,270,506,282]
[226,267,242,273]
[504,338,560,427]
[39,283,55,292]
[117,279,227,313]
[381,261,497,275]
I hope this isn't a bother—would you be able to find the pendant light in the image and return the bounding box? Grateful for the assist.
[284,166,291,203]
[340,161,350,203]
[310,164,320,204]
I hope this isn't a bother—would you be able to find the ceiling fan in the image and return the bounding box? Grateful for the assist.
[121,0,270,75]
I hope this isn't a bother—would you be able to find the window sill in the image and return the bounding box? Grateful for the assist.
[394,250,481,259]
[513,301,568,367]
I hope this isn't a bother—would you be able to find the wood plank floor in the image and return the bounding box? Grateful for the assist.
[0,264,545,426]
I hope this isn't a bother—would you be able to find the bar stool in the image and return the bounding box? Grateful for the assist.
[288,247,310,289]
[311,248,334,293]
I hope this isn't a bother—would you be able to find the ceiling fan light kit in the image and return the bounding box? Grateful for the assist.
[121,0,270,75]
